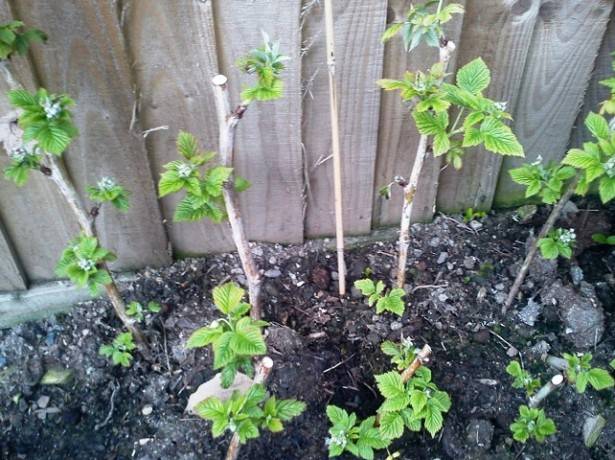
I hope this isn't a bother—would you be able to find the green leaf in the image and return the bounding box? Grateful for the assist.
[587,368,615,390]
[379,412,404,440]
[195,397,225,420]
[456,58,490,95]
[176,131,200,159]
[562,148,601,170]
[375,372,406,399]
[480,118,524,156]
[537,238,559,260]
[382,22,404,42]
[424,406,444,437]
[213,282,245,314]
[326,405,348,426]
[212,331,234,370]
[230,317,267,356]
[275,399,306,420]
[354,279,375,296]
[599,176,615,203]
[186,325,224,349]
[585,112,610,140]
[413,110,448,136]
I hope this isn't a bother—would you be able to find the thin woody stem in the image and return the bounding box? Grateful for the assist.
[396,41,456,289]
[211,74,263,320]
[528,374,564,408]
[502,178,577,314]
[225,357,274,460]
[0,62,148,354]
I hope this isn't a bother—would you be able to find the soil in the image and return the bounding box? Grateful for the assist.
[1,203,614,460]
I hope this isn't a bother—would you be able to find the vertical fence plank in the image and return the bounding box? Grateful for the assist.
[494,0,613,207]
[302,0,387,237]
[122,0,234,255]
[213,0,304,244]
[436,0,540,213]
[12,0,171,270]
[372,0,465,227]
[570,6,615,148]
[0,3,79,282]
[0,219,26,291]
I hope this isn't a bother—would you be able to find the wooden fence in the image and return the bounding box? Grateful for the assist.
[0,0,613,292]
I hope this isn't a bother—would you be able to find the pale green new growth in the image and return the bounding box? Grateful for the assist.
[326,406,388,460]
[462,207,486,222]
[379,57,523,170]
[506,360,541,397]
[196,384,305,444]
[354,278,406,316]
[537,228,575,260]
[99,331,136,367]
[159,131,250,223]
[510,405,556,443]
[562,112,615,203]
[186,282,267,388]
[0,21,46,60]
[382,1,464,51]
[3,145,42,186]
[509,159,576,204]
[562,353,615,393]
[376,366,451,439]
[87,177,130,212]
[592,233,615,245]
[381,339,418,372]
[126,301,161,322]
[599,51,615,115]
[55,234,116,294]
[237,31,289,102]
[8,88,77,155]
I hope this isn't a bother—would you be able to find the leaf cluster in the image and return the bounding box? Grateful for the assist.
[3,145,42,186]
[379,58,524,171]
[376,366,451,439]
[55,234,116,294]
[599,52,615,115]
[562,352,615,393]
[99,331,136,367]
[510,405,556,443]
[382,1,464,51]
[195,384,305,444]
[87,177,130,212]
[186,282,267,388]
[326,407,388,460]
[159,131,250,223]
[8,88,77,155]
[237,31,289,102]
[353,278,406,316]
[0,21,46,60]
[462,207,486,223]
[505,361,541,397]
[381,339,418,372]
[592,233,615,246]
[562,112,615,203]
[537,227,575,260]
[509,159,576,204]
[126,300,161,322]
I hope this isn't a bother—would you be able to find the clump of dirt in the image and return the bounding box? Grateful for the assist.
[0,205,614,460]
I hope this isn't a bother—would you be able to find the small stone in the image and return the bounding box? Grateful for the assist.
[390,321,403,331]
[465,418,494,451]
[583,415,606,447]
[268,256,276,265]
[469,220,483,231]
[330,271,339,281]
[251,246,264,257]
[350,286,363,300]
[527,340,551,360]
[494,283,505,291]
[37,395,50,409]
[570,265,584,286]
[142,404,153,416]
[264,269,282,278]
[463,257,476,270]
[494,293,506,304]
[438,294,448,302]
[437,252,448,264]
[517,299,542,326]
[506,346,518,357]
[429,237,441,247]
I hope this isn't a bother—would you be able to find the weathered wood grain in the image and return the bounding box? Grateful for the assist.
[373,0,466,226]
[0,3,78,282]
[569,5,615,148]
[437,0,540,213]
[0,218,26,291]
[213,0,304,244]
[494,0,613,207]
[12,0,171,270]
[302,0,387,236]
[122,0,234,255]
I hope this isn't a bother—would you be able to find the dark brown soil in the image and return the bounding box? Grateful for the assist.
[1,205,614,460]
